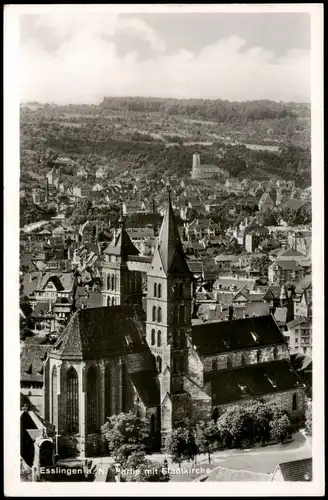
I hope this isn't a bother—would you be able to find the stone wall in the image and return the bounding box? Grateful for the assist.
[182,376,212,425]
[172,393,192,426]
[202,344,289,373]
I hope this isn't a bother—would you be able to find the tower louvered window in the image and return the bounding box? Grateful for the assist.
[158,284,162,298]
[157,307,162,323]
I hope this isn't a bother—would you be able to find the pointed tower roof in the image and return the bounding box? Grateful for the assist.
[155,190,193,277]
[104,213,139,259]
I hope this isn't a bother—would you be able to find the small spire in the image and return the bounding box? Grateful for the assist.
[118,202,125,228]
[166,181,171,203]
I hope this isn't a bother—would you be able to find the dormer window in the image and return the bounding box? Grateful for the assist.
[238,383,248,394]
[265,374,277,388]
[250,331,259,343]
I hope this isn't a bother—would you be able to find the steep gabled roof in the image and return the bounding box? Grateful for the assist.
[209,360,303,406]
[50,306,145,360]
[295,274,312,295]
[104,226,140,259]
[259,192,274,205]
[192,314,286,356]
[275,458,312,481]
[21,345,52,382]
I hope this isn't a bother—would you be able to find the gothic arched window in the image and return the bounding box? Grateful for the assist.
[157,307,162,323]
[179,305,185,325]
[152,306,156,322]
[107,296,111,306]
[154,283,157,298]
[111,297,115,307]
[87,365,98,433]
[179,283,184,298]
[292,393,298,411]
[150,414,156,434]
[151,329,156,346]
[178,354,184,373]
[105,364,112,419]
[51,366,58,425]
[158,284,162,298]
[212,407,219,423]
[107,275,110,291]
[273,346,278,360]
[156,356,162,373]
[111,275,115,291]
[212,359,217,371]
[157,330,162,347]
[257,350,262,363]
[121,363,127,412]
[66,367,79,434]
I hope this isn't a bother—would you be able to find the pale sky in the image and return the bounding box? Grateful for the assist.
[19,11,311,104]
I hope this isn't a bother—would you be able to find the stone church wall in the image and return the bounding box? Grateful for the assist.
[202,344,289,373]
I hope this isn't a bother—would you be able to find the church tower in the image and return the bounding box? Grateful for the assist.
[101,214,143,307]
[146,190,195,444]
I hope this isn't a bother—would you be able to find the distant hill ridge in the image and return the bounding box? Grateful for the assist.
[99,96,310,122]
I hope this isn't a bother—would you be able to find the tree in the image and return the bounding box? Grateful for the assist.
[101,412,149,464]
[247,401,273,445]
[119,451,170,482]
[217,406,247,448]
[217,401,291,449]
[195,420,221,463]
[269,414,291,443]
[165,426,198,466]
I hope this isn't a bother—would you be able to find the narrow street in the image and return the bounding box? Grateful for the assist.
[91,431,312,482]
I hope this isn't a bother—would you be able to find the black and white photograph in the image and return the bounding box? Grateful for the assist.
[4,3,324,496]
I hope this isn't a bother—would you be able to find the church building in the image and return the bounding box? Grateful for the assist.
[42,192,307,457]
